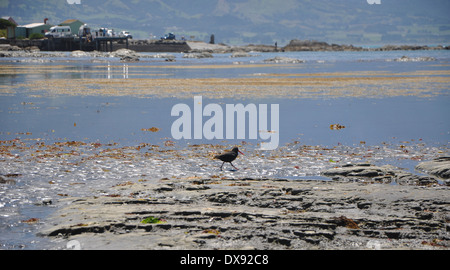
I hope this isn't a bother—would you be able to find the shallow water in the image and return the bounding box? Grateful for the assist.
[0,49,449,249]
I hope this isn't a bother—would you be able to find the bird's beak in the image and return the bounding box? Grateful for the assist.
[239,150,244,155]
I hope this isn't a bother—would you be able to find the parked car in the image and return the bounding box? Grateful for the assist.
[119,31,132,39]
[45,26,72,38]
[107,29,115,37]
[78,24,91,38]
[160,33,176,40]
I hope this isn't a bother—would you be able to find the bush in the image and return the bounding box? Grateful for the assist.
[29,33,44,40]
[0,18,15,29]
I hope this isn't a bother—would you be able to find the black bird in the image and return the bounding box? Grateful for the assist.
[214,147,244,171]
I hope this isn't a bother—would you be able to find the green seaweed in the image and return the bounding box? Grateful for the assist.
[141,216,166,224]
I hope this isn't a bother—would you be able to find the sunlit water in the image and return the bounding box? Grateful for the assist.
[0,49,449,249]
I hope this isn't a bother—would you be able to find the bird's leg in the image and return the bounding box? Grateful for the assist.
[219,161,224,171]
[230,162,238,170]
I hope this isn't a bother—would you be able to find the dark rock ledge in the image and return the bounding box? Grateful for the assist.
[322,162,447,186]
[40,177,450,250]
[416,157,450,180]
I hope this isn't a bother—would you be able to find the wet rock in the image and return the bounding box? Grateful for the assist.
[0,49,65,58]
[186,185,210,191]
[230,51,252,58]
[357,201,372,209]
[42,198,53,205]
[87,51,109,58]
[376,45,445,51]
[0,174,17,184]
[396,173,438,186]
[416,212,434,220]
[268,236,291,246]
[2,45,23,51]
[120,55,140,62]
[323,163,439,185]
[0,175,13,184]
[39,179,450,250]
[263,56,305,64]
[416,157,450,179]
[144,53,176,61]
[109,48,140,62]
[186,41,277,53]
[283,40,446,52]
[322,164,391,178]
[110,48,137,57]
[293,229,335,244]
[15,58,54,63]
[283,39,364,52]
[182,52,213,58]
[23,46,40,52]
[34,198,52,206]
[71,50,88,57]
[155,185,173,192]
[392,56,436,62]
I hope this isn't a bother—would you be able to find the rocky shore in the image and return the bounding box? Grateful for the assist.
[39,158,450,250]
[416,157,450,180]
[0,45,176,62]
[186,40,448,53]
[1,39,448,57]
[0,43,445,64]
[282,39,449,52]
[187,40,448,53]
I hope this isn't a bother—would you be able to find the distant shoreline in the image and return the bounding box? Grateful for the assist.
[1,38,448,54]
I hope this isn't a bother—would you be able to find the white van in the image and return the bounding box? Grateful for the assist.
[45,26,72,38]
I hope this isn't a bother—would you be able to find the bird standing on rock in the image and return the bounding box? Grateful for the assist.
[214,147,244,171]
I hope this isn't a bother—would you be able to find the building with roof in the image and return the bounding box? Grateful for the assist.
[15,23,52,38]
[1,16,18,38]
[59,19,84,34]
[1,16,17,26]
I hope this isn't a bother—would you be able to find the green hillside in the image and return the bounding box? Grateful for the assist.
[2,0,450,45]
